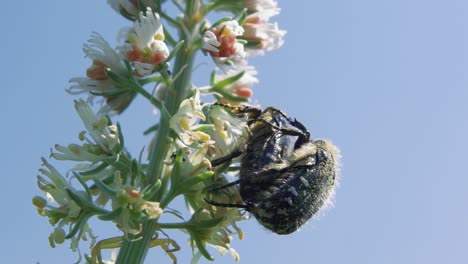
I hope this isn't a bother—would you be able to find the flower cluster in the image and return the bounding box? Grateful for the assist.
[33,158,96,251]
[202,0,285,63]
[68,8,170,115]
[52,100,121,163]
[33,100,165,259]
[34,0,288,263]
[68,33,133,114]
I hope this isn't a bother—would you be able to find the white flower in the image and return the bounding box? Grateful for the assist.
[101,249,117,264]
[211,245,240,262]
[230,43,247,63]
[104,171,163,235]
[75,100,120,153]
[51,100,121,162]
[84,32,128,75]
[189,209,246,263]
[243,0,279,12]
[180,142,215,177]
[37,158,79,215]
[68,33,126,95]
[36,158,96,251]
[52,143,107,163]
[70,223,96,252]
[202,21,244,56]
[202,31,221,53]
[68,33,134,114]
[170,90,211,146]
[242,10,286,56]
[119,7,169,76]
[68,77,112,96]
[202,20,246,70]
[140,201,163,219]
[214,65,258,102]
[207,105,250,159]
[223,20,245,36]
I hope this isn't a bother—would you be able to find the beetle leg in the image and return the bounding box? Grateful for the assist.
[210,148,243,167]
[206,179,242,192]
[204,197,252,210]
[212,103,262,120]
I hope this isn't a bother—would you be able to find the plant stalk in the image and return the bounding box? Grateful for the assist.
[115,8,197,264]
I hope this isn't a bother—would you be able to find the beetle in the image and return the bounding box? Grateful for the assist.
[206,104,340,234]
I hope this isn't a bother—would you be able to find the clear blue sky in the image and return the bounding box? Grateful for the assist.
[2,1,468,263]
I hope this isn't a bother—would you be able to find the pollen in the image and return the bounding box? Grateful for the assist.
[154,33,165,41]
[179,118,191,130]
[127,189,141,199]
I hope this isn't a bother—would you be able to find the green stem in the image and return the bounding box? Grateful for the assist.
[138,76,161,86]
[159,191,176,209]
[158,222,193,229]
[115,2,198,263]
[134,84,162,109]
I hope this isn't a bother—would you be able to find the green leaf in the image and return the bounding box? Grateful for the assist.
[179,171,214,192]
[170,149,184,183]
[193,124,215,133]
[165,40,185,63]
[198,20,208,36]
[237,8,248,26]
[211,17,233,29]
[214,71,245,89]
[98,207,123,221]
[105,70,132,87]
[194,236,214,261]
[143,124,159,135]
[194,216,224,228]
[93,179,118,199]
[78,162,108,176]
[243,40,262,48]
[211,86,249,102]
[210,69,216,85]
[116,122,125,153]
[65,213,91,239]
[163,208,185,221]
[143,179,162,199]
[72,172,92,200]
[138,75,162,86]
[66,188,91,209]
[137,0,147,11]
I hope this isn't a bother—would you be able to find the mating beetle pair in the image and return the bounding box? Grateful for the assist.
[206,104,340,235]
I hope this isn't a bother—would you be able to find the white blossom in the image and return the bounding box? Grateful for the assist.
[169,90,211,146]
[119,7,169,76]
[51,100,121,162]
[242,10,286,56]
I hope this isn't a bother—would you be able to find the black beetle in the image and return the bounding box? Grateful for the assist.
[207,105,340,234]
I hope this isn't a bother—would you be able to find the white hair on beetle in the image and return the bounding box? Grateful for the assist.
[288,141,317,163]
[292,138,342,233]
[315,138,342,216]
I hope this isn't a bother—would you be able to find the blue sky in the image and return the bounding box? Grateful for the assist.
[2,1,468,263]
